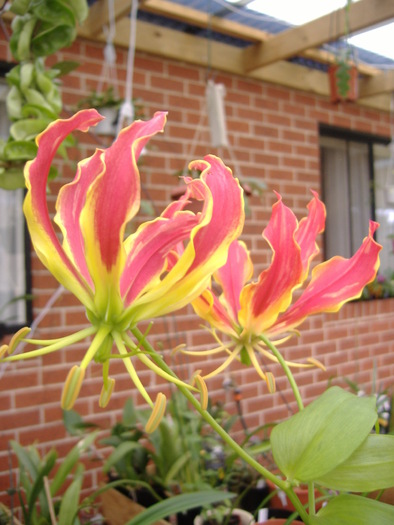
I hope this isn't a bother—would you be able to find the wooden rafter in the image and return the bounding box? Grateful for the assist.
[80,0,132,37]
[76,0,394,110]
[242,0,394,71]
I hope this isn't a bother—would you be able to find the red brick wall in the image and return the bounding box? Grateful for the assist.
[0,36,393,505]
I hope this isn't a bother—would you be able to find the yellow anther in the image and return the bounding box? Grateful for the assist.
[307,357,326,371]
[99,377,116,408]
[194,374,209,410]
[266,372,276,393]
[0,344,9,359]
[145,392,167,433]
[61,365,85,410]
[8,327,31,354]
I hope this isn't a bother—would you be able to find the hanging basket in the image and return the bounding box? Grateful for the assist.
[328,63,358,103]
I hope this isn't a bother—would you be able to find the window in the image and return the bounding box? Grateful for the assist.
[320,126,393,284]
[0,72,32,336]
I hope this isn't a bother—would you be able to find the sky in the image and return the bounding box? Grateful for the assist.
[242,0,394,62]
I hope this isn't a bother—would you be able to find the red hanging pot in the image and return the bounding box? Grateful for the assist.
[328,63,358,103]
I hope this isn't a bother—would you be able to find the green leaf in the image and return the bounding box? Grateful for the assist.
[57,464,84,525]
[21,103,58,120]
[0,167,26,189]
[124,491,236,525]
[10,118,50,141]
[50,432,98,496]
[9,0,31,16]
[6,85,23,119]
[27,449,57,519]
[271,386,377,482]
[32,0,76,27]
[103,441,144,473]
[65,0,89,23]
[316,434,394,491]
[13,15,37,61]
[31,24,76,57]
[63,408,99,436]
[4,140,37,161]
[310,494,394,525]
[51,60,80,77]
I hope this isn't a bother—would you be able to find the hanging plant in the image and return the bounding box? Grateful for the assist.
[0,0,88,189]
[328,58,358,103]
[327,0,358,104]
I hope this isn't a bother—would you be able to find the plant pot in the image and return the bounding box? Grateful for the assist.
[194,508,254,525]
[256,507,304,523]
[266,477,324,512]
[328,64,358,103]
[94,106,119,135]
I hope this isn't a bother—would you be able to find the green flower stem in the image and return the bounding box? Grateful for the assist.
[259,334,304,411]
[131,326,310,524]
[259,335,317,515]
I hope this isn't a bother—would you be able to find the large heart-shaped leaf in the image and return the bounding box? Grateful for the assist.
[315,434,394,491]
[310,494,394,525]
[271,387,377,482]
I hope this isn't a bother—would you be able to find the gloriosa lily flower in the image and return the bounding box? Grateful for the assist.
[1,110,244,417]
[185,192,381,390]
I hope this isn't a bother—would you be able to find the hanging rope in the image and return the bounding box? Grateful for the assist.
[116,0,138,135]
[97,0,118,97]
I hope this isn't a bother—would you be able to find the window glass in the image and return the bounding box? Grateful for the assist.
[320,133,393,296]
[0,77,30,331]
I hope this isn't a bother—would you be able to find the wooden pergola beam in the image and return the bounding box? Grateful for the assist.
[79,0,132,38]
[359,69,394,98]
[242,0,394,71]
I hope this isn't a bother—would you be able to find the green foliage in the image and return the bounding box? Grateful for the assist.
[0,0,88,189]
[9,431,98,525]
[124,491,236,525]
[270,386,394,522]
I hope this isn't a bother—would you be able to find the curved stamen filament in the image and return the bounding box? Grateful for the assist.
[1,326,97,362]
[113,331,154,408]
[202,345,242,379]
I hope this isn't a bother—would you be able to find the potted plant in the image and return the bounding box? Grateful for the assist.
[8,433,103,525]
[327,0,358,103]
[194,504,254,525]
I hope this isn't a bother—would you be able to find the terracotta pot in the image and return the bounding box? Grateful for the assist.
[328,64,358,103]
[266,477,324,512]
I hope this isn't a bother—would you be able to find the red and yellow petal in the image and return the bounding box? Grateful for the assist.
[268,221,382,338]
[295,191,326,279]
[238,194,304,335]
[214,240,253,323]
[23,110,103,310]
[128,155,245,321]
[192,289,237,336]
[81,112,167,318]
